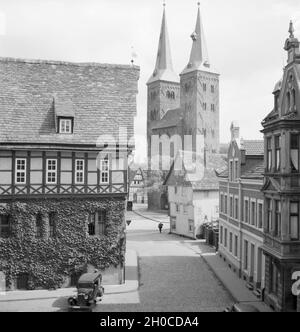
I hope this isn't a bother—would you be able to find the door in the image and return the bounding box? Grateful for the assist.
[17,274,29,290]
[250,244,255,282]
[257,248,262,288]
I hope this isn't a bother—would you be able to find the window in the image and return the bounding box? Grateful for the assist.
[229,161,233,181]
[251,201,256,226]
[183,205,188,214]
[188,220,194,233]
[267,138,272,171]
[75,159,85,184]
[171,217,176,231]
[46,159,57,184]
[36,214,43,239]
[224,229,228,248]
[203,83,207,92]
[175,186,178,195]
[100,159,109,184]
[229,232,233,253]
[211,104,215,112]
[211,85,215,93]
[220,194,224,213]
[234,235,238,257]
[0,215,11,238]
[275,201,281,238]
[258,203,263,229]
[230,197,234,218]
[203,102,207,110]
[244,240,248,270]
[224,195,228,215]
[15,159,26,184]
[290,202,299,240]
[59,118,73,134]
[291,134,299,172]
[88,214,96,236]
[49,213,56,238]
[97,210,107,235]
[244,199,249,223]
[235,198,239,220]
[234,160,239,180]
[287,92,291,112]
[220,226,223,245]
[275,136,281,172]
[267,199,272,233]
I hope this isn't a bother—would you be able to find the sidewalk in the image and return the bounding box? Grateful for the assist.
[183,240,274,312]
[0,249,139,303]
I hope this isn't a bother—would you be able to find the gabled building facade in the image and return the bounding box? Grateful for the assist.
[165,150,226,239]
[128,168,148,204]
[219,123,266,292]
[261,22,300,312]
[0,57,139,290]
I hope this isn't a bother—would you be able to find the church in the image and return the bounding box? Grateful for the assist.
[147,4,220,210]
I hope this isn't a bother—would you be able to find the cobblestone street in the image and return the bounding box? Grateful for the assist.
[95,208,233,312]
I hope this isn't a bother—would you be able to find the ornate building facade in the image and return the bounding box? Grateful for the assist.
[261,22,300,312]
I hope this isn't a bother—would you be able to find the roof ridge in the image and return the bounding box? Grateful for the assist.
[0,57,139,70]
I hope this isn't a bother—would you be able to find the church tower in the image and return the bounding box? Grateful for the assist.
[180,3,220,154]
[147,4,180,163]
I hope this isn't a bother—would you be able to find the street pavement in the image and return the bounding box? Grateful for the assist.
[95,206,233,312]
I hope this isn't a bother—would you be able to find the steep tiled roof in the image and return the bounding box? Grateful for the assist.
[0,57,139,147]
[152,108,184,130]
[243,140,264,156]
[241,160,264,179]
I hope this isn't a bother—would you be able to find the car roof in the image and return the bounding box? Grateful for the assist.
[78,272,102,283]
[234,303,260,312]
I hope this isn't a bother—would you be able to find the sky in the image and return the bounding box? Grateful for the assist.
[0,0,299,163]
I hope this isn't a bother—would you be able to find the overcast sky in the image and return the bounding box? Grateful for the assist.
[0,0,299,162]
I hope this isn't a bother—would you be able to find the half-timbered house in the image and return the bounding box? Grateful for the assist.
[0,57,139,290]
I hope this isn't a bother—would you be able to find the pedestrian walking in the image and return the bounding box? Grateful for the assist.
[158,222,163,233]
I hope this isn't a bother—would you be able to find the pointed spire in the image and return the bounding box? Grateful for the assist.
[289,20,295,38]
[181,2,211,74]
[147,3,179,84]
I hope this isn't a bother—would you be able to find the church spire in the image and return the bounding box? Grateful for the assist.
[147,3,179,84]
[181,2,210,74]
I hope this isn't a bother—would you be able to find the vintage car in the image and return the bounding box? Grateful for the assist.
[68,271,104,311]
[224,303,260,312]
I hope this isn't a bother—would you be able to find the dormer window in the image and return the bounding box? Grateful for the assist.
[59,118,73,134]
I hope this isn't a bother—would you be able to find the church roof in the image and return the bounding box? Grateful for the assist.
[151,108,184,130]
[181,4,218,75]
[0,57,139,148]
[147,5,179,84]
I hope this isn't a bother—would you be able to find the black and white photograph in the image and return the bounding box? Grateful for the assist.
[0,0,299,317]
